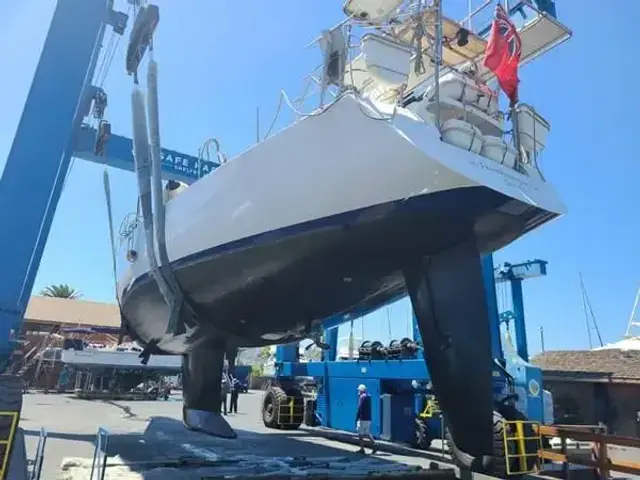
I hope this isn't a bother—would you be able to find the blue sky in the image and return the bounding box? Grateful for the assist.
[0,1,638,355]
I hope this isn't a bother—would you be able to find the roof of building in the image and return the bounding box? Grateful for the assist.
[531,348,640,383]
[24,296,121,328]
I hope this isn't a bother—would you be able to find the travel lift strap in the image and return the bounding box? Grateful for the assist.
[126,4,247,361]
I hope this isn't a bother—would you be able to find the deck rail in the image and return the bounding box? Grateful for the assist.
[538,424,640,479]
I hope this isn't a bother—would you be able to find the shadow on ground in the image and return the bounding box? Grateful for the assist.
[298,426,453,464]
[97,417,454,479]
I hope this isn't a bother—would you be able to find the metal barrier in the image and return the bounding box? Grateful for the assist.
[0,411,19,480]
[29,428,48,480]
[89,427,110,480]
[538,424,640,479]
[503,420,541,476]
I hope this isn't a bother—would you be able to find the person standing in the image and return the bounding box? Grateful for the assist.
[355,384,378,454]
[220,370,230,415]
[229,375,240,413]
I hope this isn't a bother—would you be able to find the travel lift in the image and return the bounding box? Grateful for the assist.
[0,0,567,478]
[0,1,217,478]
[262,256,550,477]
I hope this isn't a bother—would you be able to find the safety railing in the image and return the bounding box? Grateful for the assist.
[0,411,19,480]
[503,420,541,476]
[29,427,48,480]
[89,427,110,480]
[538,424,640,479]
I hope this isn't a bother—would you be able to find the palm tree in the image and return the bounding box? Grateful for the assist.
[40,284,82,299]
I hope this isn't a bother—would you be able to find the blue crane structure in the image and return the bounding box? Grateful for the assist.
[0,0,217,371]
[0,4,217,474]
[264,256,550,473]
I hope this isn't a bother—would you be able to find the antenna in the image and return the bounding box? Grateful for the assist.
[539,326,545,352]
[624,286,640,338]
[256,106,260,144]
[579,273,604,348]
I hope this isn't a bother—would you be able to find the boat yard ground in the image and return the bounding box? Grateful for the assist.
[20,390,459,479]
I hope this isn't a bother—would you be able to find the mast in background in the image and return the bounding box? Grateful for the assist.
[624,286,640,338]
[579,273,603,348]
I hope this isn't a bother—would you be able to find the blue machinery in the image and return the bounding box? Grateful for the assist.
[266,257,550,450]
[0,0,218,370]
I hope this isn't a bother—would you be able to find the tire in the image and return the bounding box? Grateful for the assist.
[262,387,282,428]
[279,386,304,430]
[498,403,539,474]
[446,411,507,477]
[0,375,24,468]
[414,419,434,450]
[262,386,304,430]
[446,406,539,478]
[304,398,317,427]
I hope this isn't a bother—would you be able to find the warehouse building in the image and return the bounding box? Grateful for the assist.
[533,344,640,437]
[23,295,120,333]
[14,296,122,388]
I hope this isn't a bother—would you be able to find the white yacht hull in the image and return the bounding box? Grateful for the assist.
[118,93,565,354]
[61,348,182,371]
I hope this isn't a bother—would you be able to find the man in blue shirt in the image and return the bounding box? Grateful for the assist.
[355,384,378,454]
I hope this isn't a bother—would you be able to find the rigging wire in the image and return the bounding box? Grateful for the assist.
[579,273,603,348]
[61,3,132,193]
[103,168,122,306]
[386,307,392,340]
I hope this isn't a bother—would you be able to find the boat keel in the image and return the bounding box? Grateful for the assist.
[404,241,494,469]
[181,340,237,439]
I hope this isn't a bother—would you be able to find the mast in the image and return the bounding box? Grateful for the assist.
[624,285,640,338]
[579,273,603,348]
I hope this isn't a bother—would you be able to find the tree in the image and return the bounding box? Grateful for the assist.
[258,346,272,362]
[40,284,82,299]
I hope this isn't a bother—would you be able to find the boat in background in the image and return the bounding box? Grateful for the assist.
[60,347,181,371]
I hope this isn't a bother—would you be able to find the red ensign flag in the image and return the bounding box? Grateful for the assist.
[483,4,522,105]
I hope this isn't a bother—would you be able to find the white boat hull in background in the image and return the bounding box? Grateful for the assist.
[61,348,182,370]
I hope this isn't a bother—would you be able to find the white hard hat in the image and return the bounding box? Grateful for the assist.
[357,384,366,392]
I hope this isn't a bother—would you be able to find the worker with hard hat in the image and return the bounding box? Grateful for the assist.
[355,384,378,454]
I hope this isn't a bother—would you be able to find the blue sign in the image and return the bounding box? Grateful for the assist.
[74,125,219,184]
[159,147,218,180]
